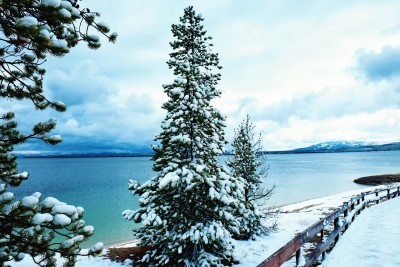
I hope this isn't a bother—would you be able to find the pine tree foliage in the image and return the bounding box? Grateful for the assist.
[123,6,246,267]
[0,0,117,111]
[227,115,275,240]
[0,1,116,265]
[0,114,103,267]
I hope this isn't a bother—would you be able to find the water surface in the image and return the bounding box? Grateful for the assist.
[13,151,399,246]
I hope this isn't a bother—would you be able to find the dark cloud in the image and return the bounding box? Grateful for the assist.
[8,59,163,155]
[15,138,153,155]
[45,60,113,106]
[355,45,400,80]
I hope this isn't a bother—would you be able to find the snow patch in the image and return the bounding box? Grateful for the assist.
[89,242,104,253]
[52,204,77,215]
[158,172,180,188]
[40,0,61,8]
[21,196,39,208]
[33,213,53,225]
[59,8,71,18]
[0,192,14,202]
[53,214,71,226]
[51,38,68,49]
[42,197,63,208]
[16,17,38,27]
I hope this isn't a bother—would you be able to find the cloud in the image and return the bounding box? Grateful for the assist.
[8,0,400,153]
[229,82,400,122]
[11,60,165,154]
[262,108,400,150]
[46,60,113,106]
[355,46,400,80]
[223,78,400,150]
[56,91,162,143]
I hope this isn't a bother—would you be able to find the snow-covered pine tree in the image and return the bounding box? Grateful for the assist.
[227,115,275,240]
[0,1,116,265]
[123,6,245,267]
[0,115,105,266]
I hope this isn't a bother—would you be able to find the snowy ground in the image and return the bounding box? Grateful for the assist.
[12,251,125,267]
[13,184,396,267]
[233,185,388,267]
[321,196,400,267]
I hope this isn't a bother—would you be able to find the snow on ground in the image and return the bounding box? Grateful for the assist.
[321,196,400,267]
[233,185,385,266]
[12,184,395,267]
[11,250,127,267]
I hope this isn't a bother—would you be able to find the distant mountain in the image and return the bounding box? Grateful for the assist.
[16,141,400,157]
[298,141,376,150]
[269,141,400,154]
[16,151,154,158]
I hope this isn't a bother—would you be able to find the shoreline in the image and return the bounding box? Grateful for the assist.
[15,183,400,267]
[106,183,396,249]
[277,182,399,212]
[105,239,140,249]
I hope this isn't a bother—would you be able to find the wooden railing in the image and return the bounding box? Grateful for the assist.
[257,184,400,267]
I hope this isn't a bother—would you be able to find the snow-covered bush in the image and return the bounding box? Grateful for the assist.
[124,6,246,267]
[227,115,275,240]
[0,0,116,265]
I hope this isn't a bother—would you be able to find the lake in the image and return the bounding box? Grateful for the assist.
[13,151,400,247]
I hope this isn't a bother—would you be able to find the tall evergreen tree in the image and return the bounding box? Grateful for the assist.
[123,6,245,267]
[227,115,275,240]
[0,0,116,265]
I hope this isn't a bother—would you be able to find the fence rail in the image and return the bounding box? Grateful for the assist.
[257,184,400,267]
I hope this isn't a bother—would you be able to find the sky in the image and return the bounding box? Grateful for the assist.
[7,0,400,153]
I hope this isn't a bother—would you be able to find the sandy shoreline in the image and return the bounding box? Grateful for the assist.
[105,239,140,249]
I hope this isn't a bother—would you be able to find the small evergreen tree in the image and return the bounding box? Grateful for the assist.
[227,115,275,240]
[123,6,245,267]
[0,0,116,265]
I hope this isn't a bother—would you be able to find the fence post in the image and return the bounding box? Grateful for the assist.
[320,229,324,242]
[350,198,356,222]
[334,217,339,243]
[387,189,391,200]
[343,202,349,231]
[375,190,379,204]
[296,248,301,266]
[397,187,400,197]
[361,193,365,210]
[320,229,325,260]
[356,197,361,215]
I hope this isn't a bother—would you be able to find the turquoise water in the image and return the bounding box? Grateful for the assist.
[13,151,400,247]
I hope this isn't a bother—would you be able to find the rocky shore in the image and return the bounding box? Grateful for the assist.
[354,174,400,185]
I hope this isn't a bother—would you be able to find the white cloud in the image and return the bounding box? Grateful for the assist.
[262,108,400,150]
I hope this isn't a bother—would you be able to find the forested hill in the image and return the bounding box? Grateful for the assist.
[268,141,400,154]
[17,141,400,157]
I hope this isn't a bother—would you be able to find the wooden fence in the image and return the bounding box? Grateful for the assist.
[257,184,400,267]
